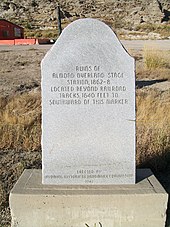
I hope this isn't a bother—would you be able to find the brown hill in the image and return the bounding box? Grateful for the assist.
[0,0,170,38]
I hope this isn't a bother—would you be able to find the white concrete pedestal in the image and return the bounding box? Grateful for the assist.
[10,169,168,227]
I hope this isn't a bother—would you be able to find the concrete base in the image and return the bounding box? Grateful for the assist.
[10,169,168,227]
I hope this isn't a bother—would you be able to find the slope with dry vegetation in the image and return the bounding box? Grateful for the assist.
[0,0,170,39]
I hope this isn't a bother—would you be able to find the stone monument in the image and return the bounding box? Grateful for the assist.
[41,18,135,185]
[9,19,168,227]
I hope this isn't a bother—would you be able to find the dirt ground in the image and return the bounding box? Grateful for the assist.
[0,47,45,97]
[0,42,170,226]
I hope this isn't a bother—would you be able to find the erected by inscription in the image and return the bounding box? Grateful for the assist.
[42,18,136,185]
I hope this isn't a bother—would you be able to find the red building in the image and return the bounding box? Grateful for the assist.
[0,19,24,40]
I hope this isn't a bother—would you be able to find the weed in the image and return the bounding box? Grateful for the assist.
[136,89,170,171]
[143,45,170,70]
[25,29,58,39]
[0,92,41,151]
[0,88,169,172]
[135,23,170,38]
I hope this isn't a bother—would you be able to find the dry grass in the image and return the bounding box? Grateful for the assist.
[136,67,170,81]
[25,29,59,39]
[0,88,169,171]
[135,23,170,38]
[136,89,170,171]
[143,45,170,70]
[0,91,41,151]
[135,45,170,81]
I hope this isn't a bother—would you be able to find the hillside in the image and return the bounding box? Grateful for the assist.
[0,0,170,38]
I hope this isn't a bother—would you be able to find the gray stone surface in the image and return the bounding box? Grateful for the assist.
[41,18,135,185]
[10,169,168,227]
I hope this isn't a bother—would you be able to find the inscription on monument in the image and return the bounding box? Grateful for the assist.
[49,66,128,106]
[42,18,136,185]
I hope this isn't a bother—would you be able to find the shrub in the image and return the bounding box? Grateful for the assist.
[136,89,170,171]
[143,45,170,70]
[0,92,41,151]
